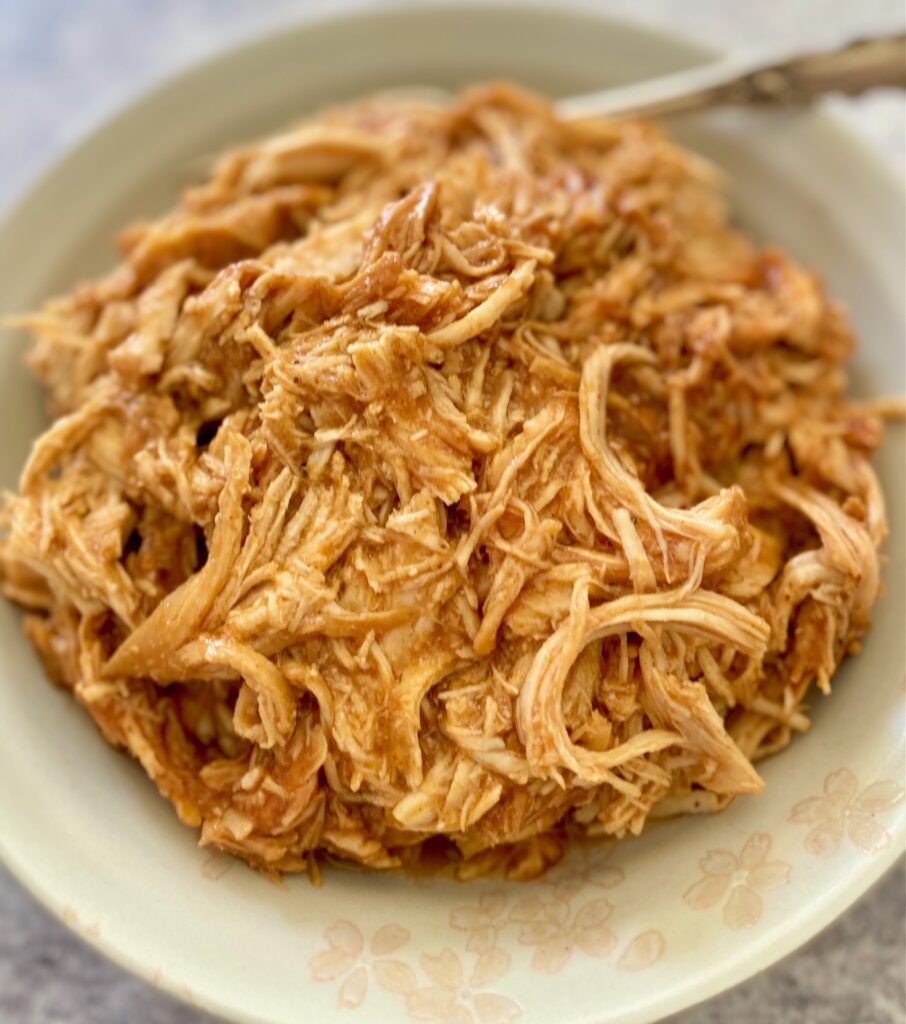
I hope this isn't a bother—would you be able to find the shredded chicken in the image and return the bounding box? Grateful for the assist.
[0,84,893,879]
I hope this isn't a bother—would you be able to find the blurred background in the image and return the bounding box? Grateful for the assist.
[1,2,903,1023]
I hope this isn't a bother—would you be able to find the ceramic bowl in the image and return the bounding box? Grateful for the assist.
[0,5,902,1023]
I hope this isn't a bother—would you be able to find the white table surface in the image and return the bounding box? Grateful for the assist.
[1,2,903,1022]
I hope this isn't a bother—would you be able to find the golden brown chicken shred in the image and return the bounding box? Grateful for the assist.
[0,85,890,878]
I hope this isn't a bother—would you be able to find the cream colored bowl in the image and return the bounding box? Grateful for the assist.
[0,5,902,1023]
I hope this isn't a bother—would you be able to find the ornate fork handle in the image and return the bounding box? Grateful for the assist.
[558,33,906,121]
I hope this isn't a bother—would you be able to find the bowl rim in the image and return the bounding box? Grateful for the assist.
[0,4,903,1024]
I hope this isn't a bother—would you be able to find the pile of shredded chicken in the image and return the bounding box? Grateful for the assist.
[0,85,891,879]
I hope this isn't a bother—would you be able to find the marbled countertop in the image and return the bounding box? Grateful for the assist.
[1,2,903,1022]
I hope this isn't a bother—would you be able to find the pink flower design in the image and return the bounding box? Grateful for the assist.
[541,848,624,904]
[789,769,905,858]
[450,891,508,954]
[616,930,666,972]
[406,948,520,1024]
[509,895,617,973]
[684,833,791,931]
[308,920,414,1008]
[449,890,511,983]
